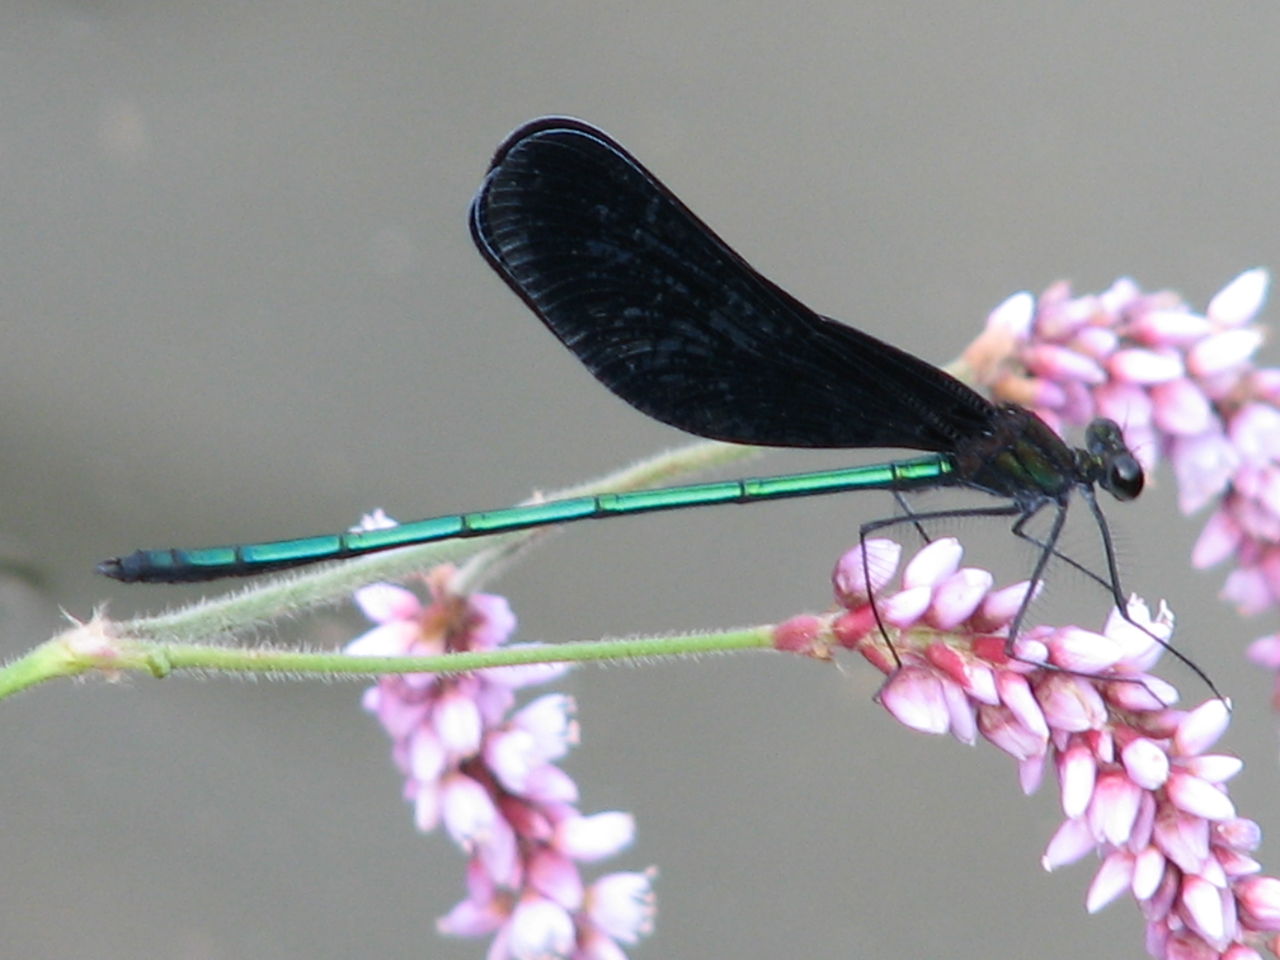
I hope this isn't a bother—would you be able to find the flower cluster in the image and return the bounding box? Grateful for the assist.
[346,567,656,959]
[776,537,1280,959]
[963,270,1280,700]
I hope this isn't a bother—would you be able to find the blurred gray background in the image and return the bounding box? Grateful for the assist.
[4,2,1280,958]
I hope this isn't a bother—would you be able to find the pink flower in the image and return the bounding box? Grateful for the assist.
[969,271,1280,707]
[347,567,655,958]
[790,538,1280,960]
[586,870,658,944]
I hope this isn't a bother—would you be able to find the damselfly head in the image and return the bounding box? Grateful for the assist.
[1085,417,1144,501]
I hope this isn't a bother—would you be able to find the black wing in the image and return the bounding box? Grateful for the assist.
[469,117,997,452]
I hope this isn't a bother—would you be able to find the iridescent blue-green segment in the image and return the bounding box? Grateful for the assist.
[98,118,1144,588]
[99,457,953,582]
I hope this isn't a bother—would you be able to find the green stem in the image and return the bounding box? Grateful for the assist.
[0,618,777,698]
[166,626,774,674]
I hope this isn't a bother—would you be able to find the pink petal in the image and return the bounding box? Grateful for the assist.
[881,586,934,628]
[996,671,1049,739]
[556,811,636,862]
[1260,474,1280,522]
[1174,699,1231,755]
[474,683,517,727]
[345,620,421,658]
[466,593,517,649]
[901,538,964,589]
[1037,673,1107,732]
[1088,771,1143,846]
[1208,268,1269,326]
[1109,347,1185,384]
[1105,675,1179,712]
[1043,816,1097,870]
[508,897,576,959]
[442,773,498,850]
[354,583,422,623]
[409,728,447,784]
[1132,846,1167,900]
[1101,276,1143,311]
[1216,847,1262,879]
[1159,930,1218,960]
[962,662,999,705]
[476,818,519,887]
[1059,742,1097,818]
[1035,283,1091,339]
[484,729,537,793]
[1087,849,1135,912]
[587,870,658,944]
[1025,344,1107,384]
[1130,791,1158,850]
[414,782,441,832]
[1216,817,1262,852]
[1170,433,1238,515]
[1121,737,1171,790]
[1237,875,1280,931]
[1131,309,1214,346]
[1231,402,1280,464]
[977,703,1046,760]
[1154,808,1211,873]
[434,690,484,757]
[514,693,578,756]
[1167,772,1235,821]
[1106,597,1172,673]
[1185,754,1243,783]
[927,640,1001,704]
[972,580,1035,632]
[528,848,584,909]
[1095,381,1154,430]
[1047,626,1124,673]
[940,677,977,745]
[1058,378,1097,424]
[881,667,950,734]
[1022,375,1068,410]
[1192,509,1243,569]
[1246,633,1280,669]
[1071,325,1119,360]
[926,568,994,629]
[575,930,630,960]
[436,893,505,937]
[374,691,431,740]
[524,764,580,805]
[833,539,902,606]
[1180,874,1226,946]
[1189,328,1265,377]
[1019,750,1047,795]
[1223,565,1274,617]
[1200,854,1229,889]
[987,291,1034,338]
[480,820,520,887]
[1009,633,1049,666]
[1146,866,1182,925]
[1152,379,1214,435]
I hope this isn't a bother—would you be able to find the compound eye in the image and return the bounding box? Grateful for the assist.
[1106,453,1144,501]
[1086,417,1125,454]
